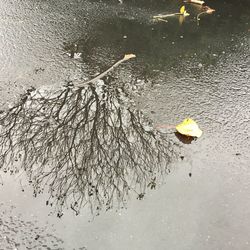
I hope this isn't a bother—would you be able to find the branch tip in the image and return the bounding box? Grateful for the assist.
[123,54,136,61]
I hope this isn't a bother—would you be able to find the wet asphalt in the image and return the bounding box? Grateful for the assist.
[0,0,250,249]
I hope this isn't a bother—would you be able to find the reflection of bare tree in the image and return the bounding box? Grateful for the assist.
[0,80,176,216]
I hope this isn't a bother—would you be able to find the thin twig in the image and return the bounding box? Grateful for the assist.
[74,54,136,87]
[197,11,207,21]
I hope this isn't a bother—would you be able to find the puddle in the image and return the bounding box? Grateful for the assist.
[0,0,250,249]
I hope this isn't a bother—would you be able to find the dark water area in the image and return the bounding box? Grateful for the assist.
[0,0,249,249]
[65,0,249,73]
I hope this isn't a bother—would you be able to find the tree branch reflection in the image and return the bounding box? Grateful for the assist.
[0,81,176,216]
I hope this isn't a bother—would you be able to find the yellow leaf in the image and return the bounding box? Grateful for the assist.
[180,6,185,14]
[176,118,202,138]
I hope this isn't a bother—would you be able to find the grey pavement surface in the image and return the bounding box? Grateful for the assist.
[0,0,249,249]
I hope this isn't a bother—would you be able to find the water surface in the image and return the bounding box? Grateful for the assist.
[0,0,249,249]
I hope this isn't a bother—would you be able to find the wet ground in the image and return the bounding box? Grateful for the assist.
[0,0,250,249]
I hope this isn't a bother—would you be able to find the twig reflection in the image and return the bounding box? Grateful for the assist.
[0,81,176,216]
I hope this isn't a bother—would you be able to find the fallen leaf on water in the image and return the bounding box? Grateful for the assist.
[180,6,185,14]
[176,118,202,138]
[180,5,190,17]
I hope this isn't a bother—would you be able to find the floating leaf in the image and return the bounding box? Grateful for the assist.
[180,6,185,14]
[176,118,202,138]
[180,6,190,17]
